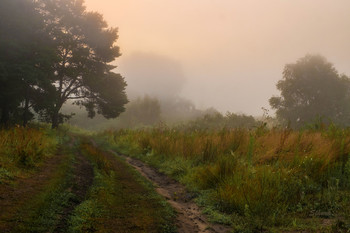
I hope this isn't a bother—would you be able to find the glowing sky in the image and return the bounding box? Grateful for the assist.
[84,0,350,115]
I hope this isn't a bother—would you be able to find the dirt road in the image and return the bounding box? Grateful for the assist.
[110,151,231,233]
[0,137,231,232]
[0,138,177,232]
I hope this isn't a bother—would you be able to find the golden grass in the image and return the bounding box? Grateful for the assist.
[0,126,57,182]
[104,126,350,230]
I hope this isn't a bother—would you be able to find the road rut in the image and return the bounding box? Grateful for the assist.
[109,151,231,233]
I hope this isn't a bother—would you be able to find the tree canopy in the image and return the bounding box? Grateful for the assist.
[0,0,54,126]
[0,0,128,128]
[270,55,350,128]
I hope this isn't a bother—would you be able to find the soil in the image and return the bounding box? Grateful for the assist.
[0,140,94,233]
[0,147,66,232]
[54,149,94,232]
[89,144,179,232]
[112,152,232,233]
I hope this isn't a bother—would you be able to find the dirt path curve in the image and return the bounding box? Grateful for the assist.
[109,151,231,233]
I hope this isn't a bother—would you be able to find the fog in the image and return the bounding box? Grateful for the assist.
[84,0,350,115]
[120,52,186,100]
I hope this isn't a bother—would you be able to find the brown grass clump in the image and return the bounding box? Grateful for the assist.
[0,127,57,182]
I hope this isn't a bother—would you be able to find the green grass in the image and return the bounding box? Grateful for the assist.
[100,125,350,232]
[8,145,75,232]
[68,141,176,233]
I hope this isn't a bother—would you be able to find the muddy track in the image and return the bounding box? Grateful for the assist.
[0,147,65,232]
[54,147,94,232]
[0,140,94,232]
[109,151,231,233]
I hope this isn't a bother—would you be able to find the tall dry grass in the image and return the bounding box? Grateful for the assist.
[103,125,350,230]
[0,126,58,182]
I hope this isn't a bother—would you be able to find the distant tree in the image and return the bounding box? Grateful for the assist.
[269,55,350,128]
[160,98,202,122]
[38,0,128,128]
[184,112,258,130]
[225,112,257,128]
[121,96,161,127]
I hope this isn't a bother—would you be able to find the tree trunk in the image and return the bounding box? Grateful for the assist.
[51,101,63,129]
[51,108,59,129]
[0,104,10,128]
[23,87,30,127]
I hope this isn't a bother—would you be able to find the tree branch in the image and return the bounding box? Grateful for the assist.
[67,95,89,100]
[64,84,85,99]
[62,76,79,98]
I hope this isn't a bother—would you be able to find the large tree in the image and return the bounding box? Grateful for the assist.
[270,55,350,128]
[39,0,128,128]
[0,0,55,127]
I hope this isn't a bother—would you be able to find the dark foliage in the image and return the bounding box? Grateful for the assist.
[270,55,350,128]
[0,0,128,128]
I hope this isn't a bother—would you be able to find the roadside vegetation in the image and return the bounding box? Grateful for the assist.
[0,126,58,184]
[101,122,350,232]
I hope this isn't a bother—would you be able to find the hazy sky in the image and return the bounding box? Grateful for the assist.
[84,0,350,116]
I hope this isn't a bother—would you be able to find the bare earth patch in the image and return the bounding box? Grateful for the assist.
[110,151,231,233]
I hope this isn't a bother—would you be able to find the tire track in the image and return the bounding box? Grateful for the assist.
[0,147,66,232]
[109,150,231,233]
[54,146,94,232]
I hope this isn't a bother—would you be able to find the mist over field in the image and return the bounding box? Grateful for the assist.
[86,0,350,115]
[120,52,186,100]
[3,1,350,232]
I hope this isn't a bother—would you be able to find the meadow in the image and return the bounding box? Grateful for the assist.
[101,123,350,232]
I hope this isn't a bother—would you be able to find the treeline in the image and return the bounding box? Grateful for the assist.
[0,0,128,128]
[63,95,260,131]
[63,96,209,130]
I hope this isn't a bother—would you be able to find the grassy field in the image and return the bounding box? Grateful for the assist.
[3,123,350,232]
[101,124,350,232]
